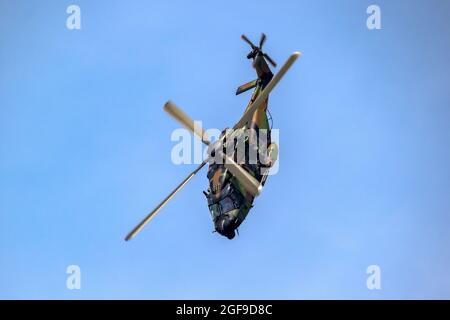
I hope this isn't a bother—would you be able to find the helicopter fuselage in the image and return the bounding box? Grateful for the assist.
[205,52,276,239]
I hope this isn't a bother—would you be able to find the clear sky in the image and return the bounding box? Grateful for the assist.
[1,0,450,299]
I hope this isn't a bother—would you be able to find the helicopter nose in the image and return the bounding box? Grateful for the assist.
[215,215,236,240]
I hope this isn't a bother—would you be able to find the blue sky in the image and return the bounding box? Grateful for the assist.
[1,0,450,299]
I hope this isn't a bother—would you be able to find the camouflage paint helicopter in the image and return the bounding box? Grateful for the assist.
[125,34,300,241]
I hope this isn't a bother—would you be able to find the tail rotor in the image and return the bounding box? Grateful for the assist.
[241,33,277,68]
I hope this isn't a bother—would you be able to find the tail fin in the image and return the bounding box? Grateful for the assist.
[236,79,257,95]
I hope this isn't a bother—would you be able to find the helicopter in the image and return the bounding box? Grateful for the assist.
[125,34,300,241]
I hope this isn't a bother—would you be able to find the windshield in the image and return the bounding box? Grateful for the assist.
[209,195,237,218]
[220,197,235,214]
[209,204,221,219]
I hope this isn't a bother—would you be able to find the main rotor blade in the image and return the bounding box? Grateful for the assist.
[233,51,301,130]
[224,155,262,196]
[164,101,210,145]
[125,161,208,241]
[263,53,277,68]
[259,33,266,49]
[241,34,256,49]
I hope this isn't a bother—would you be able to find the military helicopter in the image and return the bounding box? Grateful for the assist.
[125,34,300,241]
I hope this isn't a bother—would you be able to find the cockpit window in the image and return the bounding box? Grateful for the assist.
[209,204,221,218]
[209,196,237,218]
[220,196,235,214]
